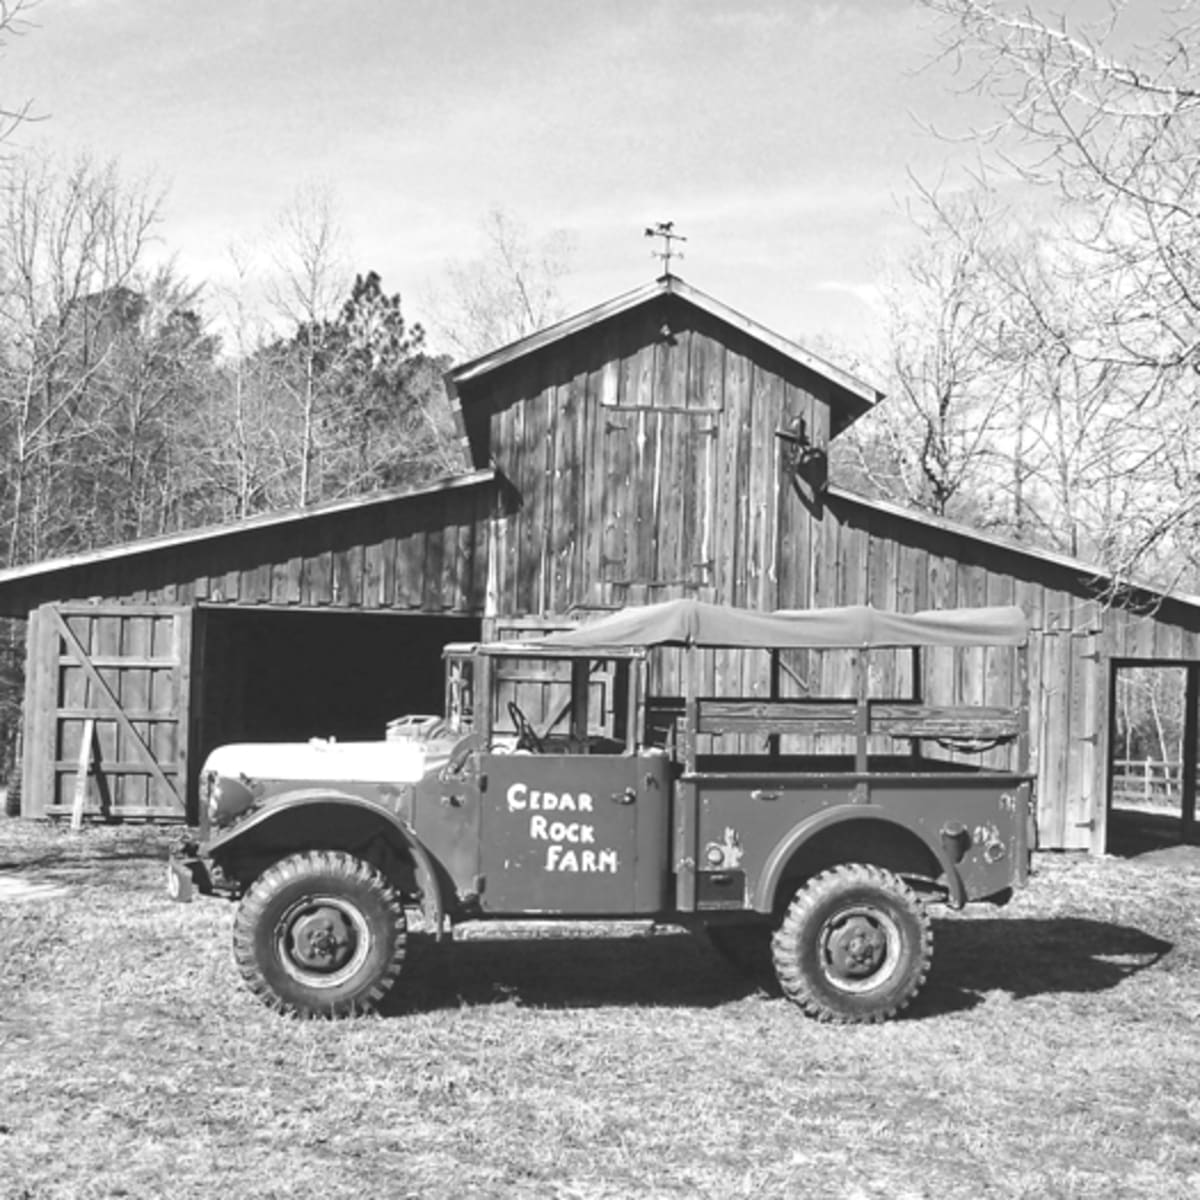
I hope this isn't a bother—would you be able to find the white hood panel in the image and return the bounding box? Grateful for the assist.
[203,738,438,785]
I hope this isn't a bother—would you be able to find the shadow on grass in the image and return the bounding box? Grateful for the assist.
[382,916,1173,1019]
[0,823,175,886]
[1106,807,1197,859]
[915,916,1173,1017]
[381,928,759,1015]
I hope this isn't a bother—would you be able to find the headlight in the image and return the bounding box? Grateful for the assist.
[203,770,255,828]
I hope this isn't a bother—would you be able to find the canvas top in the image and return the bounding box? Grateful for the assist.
[534,598,1028,651]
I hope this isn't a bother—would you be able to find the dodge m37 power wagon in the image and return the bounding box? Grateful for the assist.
[169,599,1035,1023]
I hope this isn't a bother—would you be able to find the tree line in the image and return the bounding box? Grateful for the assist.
[0,156,571,794]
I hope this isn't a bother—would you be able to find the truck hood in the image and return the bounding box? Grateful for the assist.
[202,736,454,785]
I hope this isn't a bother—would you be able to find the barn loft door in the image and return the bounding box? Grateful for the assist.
[22,603,192,821]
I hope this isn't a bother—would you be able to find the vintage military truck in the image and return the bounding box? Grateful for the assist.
[168,599,1034,1023]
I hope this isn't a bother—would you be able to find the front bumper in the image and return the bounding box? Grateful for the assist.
[166,839,215,903]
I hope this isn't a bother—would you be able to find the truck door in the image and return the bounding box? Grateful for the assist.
[478,752,671,915]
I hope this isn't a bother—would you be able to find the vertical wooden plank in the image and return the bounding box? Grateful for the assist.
[635,408,660,585]
[171,607,192,819]
[547,366,574,613]
[123,613,151,813]
[655,411,687,589]
[517,386,549,613]
[726,345,753,607]
[57,612,91,811]
[70,718,96,829]
[153,614,179,810]
[423,520,445,615]
[302,549,323,607]
[712,348,745,605]
[94,613,122,805]
[381,520,398,611]
[1039,621,1070,850]
[23,608,52,817]
[466,487,489,614]
[600,405,634,594]
[1060,612,1093,850]
[750,368,782,614]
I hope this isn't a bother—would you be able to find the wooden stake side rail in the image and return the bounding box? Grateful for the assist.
[692,697,1023,740]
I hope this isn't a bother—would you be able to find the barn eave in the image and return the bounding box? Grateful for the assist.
[0,468,497,616]
[828,485,1200,623]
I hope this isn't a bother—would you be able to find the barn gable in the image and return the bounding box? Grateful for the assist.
[449,274,882,617]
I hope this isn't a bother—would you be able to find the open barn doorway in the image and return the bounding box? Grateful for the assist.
[191,607,481,818]
[1106,660,1199,855]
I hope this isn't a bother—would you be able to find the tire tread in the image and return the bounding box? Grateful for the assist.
[232,849,406,1017]
[771,863,932,1024]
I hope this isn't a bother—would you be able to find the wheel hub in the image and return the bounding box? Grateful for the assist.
[288,907,357,973]
[824,913,889,981]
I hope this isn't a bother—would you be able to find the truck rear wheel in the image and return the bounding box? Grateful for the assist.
[772,864,931,1023]
[233,850,407,1017]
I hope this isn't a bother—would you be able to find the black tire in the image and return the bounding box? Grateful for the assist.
[705,922,774,982]
[233,850,406,1017]
[772,864,932,1024]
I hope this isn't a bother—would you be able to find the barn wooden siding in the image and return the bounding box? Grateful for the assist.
[453,283,1200,853]
[0,474,495,618]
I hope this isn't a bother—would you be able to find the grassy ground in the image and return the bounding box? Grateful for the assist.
[2,820,1198,1200]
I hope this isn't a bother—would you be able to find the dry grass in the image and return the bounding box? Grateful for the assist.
[2,818,1199,1199]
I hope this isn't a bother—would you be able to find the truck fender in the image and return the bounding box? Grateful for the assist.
[753,804,965,913]
[206,790,447,935]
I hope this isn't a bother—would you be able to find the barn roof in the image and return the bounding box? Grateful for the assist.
[445,273,885,421]
[0,469,496,614]
[827,485,1200,620]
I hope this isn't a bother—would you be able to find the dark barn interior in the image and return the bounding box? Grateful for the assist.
[195,609,481,758]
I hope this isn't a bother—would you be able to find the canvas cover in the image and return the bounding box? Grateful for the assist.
[535,598,1027,650]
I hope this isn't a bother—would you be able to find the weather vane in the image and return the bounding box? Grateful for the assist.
[645,221,686,275]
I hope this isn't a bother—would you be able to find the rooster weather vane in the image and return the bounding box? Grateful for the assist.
[645,221,687,275]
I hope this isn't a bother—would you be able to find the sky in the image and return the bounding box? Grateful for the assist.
[0,0,1166,360]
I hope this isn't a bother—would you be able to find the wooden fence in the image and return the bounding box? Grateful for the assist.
[1111,758,1186,809]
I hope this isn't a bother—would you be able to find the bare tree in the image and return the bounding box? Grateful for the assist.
[0,153,162,566]
[264,184,349,506]
[425,208,576,359]
[839,188,1022,523]
[0,1,38,145]
[916,1,1200,585]
[200,242,300,519]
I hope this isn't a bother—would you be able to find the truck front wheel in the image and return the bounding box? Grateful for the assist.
[233,850,407,1017]
[772,864,931,1023]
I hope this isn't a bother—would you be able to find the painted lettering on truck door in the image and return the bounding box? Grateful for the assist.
[479,754,669,914]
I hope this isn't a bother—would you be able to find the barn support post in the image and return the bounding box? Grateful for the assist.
[1183,662,1199,845]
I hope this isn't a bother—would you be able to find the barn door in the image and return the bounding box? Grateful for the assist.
[22,603,193,821]
[1036,622,1106,852]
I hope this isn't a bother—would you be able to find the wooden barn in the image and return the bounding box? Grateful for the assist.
[2,273,1198,852]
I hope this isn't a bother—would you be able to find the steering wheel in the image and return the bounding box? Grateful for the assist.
[507,701,544,753]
